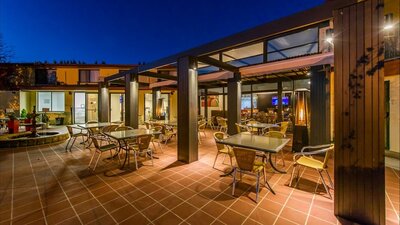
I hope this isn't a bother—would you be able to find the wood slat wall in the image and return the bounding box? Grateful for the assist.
[333,0,385,224]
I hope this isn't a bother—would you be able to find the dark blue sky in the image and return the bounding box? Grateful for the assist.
[0,0,324,64]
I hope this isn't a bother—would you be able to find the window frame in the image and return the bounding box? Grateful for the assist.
[78,69,100,84]
[37,91,65,112]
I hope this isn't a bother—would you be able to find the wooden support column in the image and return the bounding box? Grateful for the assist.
[204,88,208,119]
[333,1,385,224]
[177,56,198,163]
[125,72,139,128]
[227,72,241,135]
[277,81,283,122]
[310,65,330,145]
[98,82,109,122]
[152,87,161,119]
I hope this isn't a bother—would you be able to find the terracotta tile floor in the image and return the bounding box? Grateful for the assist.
[0,128,399,225]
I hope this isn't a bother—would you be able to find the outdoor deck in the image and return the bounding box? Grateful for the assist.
[0,128,398,225]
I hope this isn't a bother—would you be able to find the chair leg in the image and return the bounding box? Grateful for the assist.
[263,167,275,195]
[229,155,233,167]
[158,142,163,153]
[325,170,334,189]
[65,138,72,151]
[280,151,285,166]
[318,170,332,199]
[232,168,237,196]
[212,153,219,169]
[289,165,297,187]
[255,173,260,203]
[93,151,102,171]
[88,151,97,169]
[134,151,138,170]
[149,149,154,166]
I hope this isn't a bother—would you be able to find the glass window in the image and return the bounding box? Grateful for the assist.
[37,92,65,112]
[79,70,100,83]
[208,87,224,94]
[241,94,252,109]
[222,42,263,67]
[252,83,277,91]
[267,27,319,62]
[241,85,251,92]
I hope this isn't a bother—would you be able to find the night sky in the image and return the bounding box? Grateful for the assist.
[0,0,324,64]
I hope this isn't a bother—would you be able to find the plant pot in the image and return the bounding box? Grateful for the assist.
[25,119,32,131]
[7,120,19,134]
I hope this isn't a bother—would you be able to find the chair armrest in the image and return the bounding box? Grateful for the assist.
[300,144,333,153]
[293,144,334,161]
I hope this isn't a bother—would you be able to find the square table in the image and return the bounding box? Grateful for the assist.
[104,129,161,168]
[78,122,116,148]
[216,133,290,173]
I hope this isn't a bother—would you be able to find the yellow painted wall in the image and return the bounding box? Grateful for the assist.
[99,68,120,82]
[55,67,130,85]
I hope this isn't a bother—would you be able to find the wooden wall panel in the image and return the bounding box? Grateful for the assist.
[333,0,385,224]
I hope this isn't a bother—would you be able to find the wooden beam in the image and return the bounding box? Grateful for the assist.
[197,56,238,73]
[140,71,177,81]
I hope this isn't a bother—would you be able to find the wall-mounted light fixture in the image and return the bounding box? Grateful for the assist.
[325,28,334,44]
[384,13,394,30]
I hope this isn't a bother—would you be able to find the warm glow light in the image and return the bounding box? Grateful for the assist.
[384,24,394,30]
[326,37,333,44]
[299,109,304,122]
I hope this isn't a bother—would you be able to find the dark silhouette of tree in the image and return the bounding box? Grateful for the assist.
[0,34,13,63]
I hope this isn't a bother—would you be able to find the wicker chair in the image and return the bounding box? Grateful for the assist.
[231,147,273,202]
[217,117,228,133]
[198,121,207,144]
[289,144,334,199]
[151,125,164,153]
[235,123,251,135]
[65,125,85,152]
[212,132,234,169]
[88,136,120,171]
[128,134,154,170]
[264,131,286,166]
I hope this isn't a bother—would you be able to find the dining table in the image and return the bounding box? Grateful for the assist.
[77,122,116,148]
[216,133,290,194]
[104,129,161,168]
[246,122,278,135]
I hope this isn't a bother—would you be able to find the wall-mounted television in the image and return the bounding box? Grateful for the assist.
[272,96,289,106]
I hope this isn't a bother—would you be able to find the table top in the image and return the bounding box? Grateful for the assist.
[216,133,290,153]
[104,129,161,140]
[147,120,178,126]
[78,122,114,129]
[246,123,278,129]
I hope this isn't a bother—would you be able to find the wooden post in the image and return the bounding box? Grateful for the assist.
[333,0,385,224]
[177,56,198,163]
[98,82,109,122]
[227,72,241,135]
[125,72,139,128]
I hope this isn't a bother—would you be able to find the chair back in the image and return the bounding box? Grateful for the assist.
[101,125,119,133]
[66,125,73,135]
[247,120,257,125]
[265,131,285,138]
[280,121,289,134]
[213,132,226,151]
[218,118,227,127]
[115,126,133,131]
[91,137,101,149]
[322,145,335,168]
[235,123,249,133]
[232,147,256,172]
[198,122,206,130]
[86,121,98,124]
[144,122,151,129]
[153,126,163,139]
[137,134,152,151]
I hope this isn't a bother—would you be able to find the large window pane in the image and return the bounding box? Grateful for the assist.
[267,27,319,62]
[52,92,65,111]
[38,92,51,111]
[222,42,263,67]
[252,83,277,91]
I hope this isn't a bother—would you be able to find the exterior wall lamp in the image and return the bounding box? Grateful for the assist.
[384,13,394,30]
[325,28,334,44]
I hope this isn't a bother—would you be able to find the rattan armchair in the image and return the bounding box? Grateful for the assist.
[212,132,234,169]
[289,144,334,199]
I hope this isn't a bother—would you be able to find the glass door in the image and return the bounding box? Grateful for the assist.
[74,92,86,124]
[87,93,98,122]
[110,93,124,122]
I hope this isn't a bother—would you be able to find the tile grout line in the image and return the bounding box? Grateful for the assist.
[385,191,399,220]
[303,175,321,225]
[38,145,84,225]
[25,147,49,225]
[72,143,158,225]
[48,144,119,224]
[272,165,307,225]
[10,149,14,225]
[239,157,292,225]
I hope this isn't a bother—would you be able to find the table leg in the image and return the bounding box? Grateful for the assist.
[268,153,286,174]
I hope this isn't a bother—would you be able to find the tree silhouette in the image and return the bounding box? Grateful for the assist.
[0,33,13,63]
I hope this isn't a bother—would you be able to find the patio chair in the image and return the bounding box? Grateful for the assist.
[144,121,151,129]
[128,134,154,170]
[246,120,259,134]
[235,123,251,135]
[270,121,289,134]
[115,126,134,131]
[198,121,207,144]
[65,125,86,152]
[88,136,120,171]
[162,125,176,145]
[231,147,273,203]
[212,132,234,169]
[207,116,217,130]
[289,144,334,199]
[264,131,286,166]
[217,117,228,133]
[151,125,163,153]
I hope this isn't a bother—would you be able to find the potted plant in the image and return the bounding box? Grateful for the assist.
[7,112,19,134]
[25,113,34,131]
[20,109,27,119]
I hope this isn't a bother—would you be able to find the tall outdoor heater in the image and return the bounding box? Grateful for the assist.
[292,90,310,152]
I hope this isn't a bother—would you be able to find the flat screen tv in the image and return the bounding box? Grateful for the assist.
[272,96,289,106]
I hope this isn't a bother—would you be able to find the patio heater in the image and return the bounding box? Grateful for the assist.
[292,90,310,152]
[155,98,165,120]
